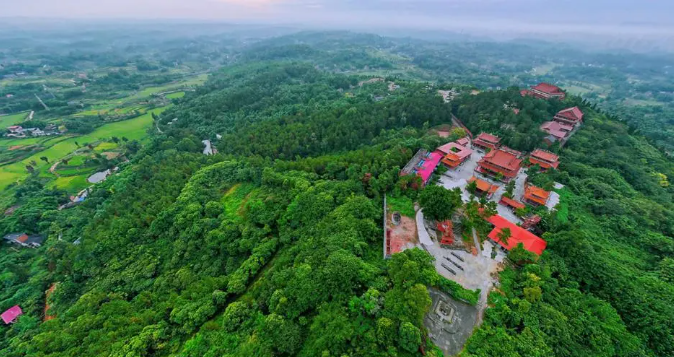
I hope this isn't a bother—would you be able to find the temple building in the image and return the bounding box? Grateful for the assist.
[521,82,566,100]
[476,148,522,181]
[472,132,500,151]
[554,106,584,127]
[529,149,560,170]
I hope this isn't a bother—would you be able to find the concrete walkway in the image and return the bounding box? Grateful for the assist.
[415,209,434,246]
[471,228,482,254]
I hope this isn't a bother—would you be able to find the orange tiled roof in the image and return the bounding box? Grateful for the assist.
[469,176,500,195]
[500,196,526,210]
[524,185,550,206]
[530,149,559,169]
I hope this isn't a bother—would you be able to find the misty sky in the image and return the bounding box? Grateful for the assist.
[3,0,674,36]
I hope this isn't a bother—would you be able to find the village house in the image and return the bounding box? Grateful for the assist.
[7,125,22,134]
[529,149,560,170]
[521,82,566,100]
[472,132,500,151]
[523,185,551,206]
[468,176,500,199]
[554,106,584,127]
[400,148,444,186]
[1,306,22,324]
[540,121,573,144]
[476,148,522,181]
[437,141,473,169]
[486,214,547,255]
[3,232,45,248]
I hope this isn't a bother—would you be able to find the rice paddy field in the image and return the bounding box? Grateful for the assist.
[0,106,168,191]
[0,113,28,128]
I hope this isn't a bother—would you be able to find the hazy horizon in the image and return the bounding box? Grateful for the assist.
[3,0,674,52]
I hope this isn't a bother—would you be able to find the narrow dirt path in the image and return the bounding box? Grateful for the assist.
[49,160,61,177]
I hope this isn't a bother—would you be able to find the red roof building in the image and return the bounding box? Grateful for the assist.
[487,215,547,255]
[438,142,473,168]
[529,149,559,170]
[473,132,500,151]
[499,196,526,210]
[541,121,573,141]
[468,176,500,198]
[1,305,22,324]
[437,221,454,245]
[476,148,522,181]
[500,146,523,158]
[524,185,551,206]
[528,83,566,100]
[456,137,470,147]
[554,107,584,126]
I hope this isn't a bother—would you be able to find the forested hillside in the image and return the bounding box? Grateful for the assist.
[0,31,672,357]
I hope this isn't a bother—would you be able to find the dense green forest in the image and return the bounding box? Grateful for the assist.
[0,29,673,357]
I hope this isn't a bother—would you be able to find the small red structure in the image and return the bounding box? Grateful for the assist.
[486,215,547,255]
[1,305,23,324]
[523,83,566,100]
[468,176,500,198]
[521,215,542,230]
[554,106,584,127]
[437,221,454,245]
[473,132,500,151]
[529,149,559,170]
[476,148,522,181]
[499,196,526,210]
[524,185,551,206]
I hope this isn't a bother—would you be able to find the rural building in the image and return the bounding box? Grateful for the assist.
[529,149,560,170]
[523,185,551,206]
[436,221,454,245]
[1,305,22,324]
[438,142,473,168]
[476,148,522,181]
[3,232,45,248]
[7,125,22,133]
[554,106,584,127]
[521,83,566,100]
[468,176,500,198]
[472,132,500,151]
[499,196,526,210]
[540,121,573,143]
[486,215,547,255]
[400,149,444,185]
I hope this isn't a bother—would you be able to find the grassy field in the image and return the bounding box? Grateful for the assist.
[0,113,28,128]
[166,92,186,99]
[51,175,89,192]
[0,106,168,191]
[95,142,118,151]
[128,74,207,100]
[387,194,416,217]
